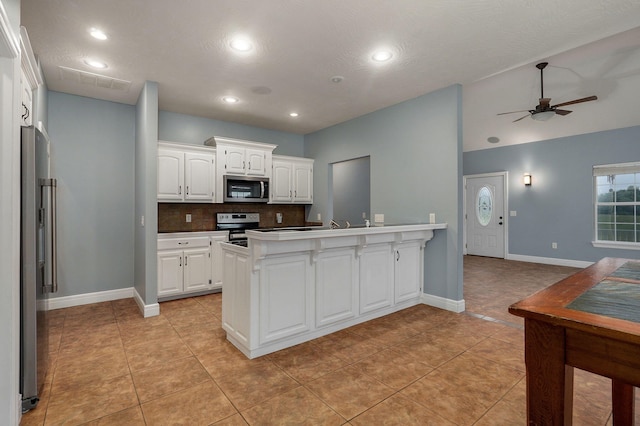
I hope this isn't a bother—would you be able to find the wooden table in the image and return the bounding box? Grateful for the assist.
[509,257,640,425]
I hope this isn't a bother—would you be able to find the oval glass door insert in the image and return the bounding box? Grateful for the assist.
[476,186,492,226]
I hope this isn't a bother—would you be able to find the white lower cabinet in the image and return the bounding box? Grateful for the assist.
[315,249,358,327]
[359,245,394,314]
[220,225,442,359]
[157,245,210,297]
[157,232,227,298]
[259,254,312,344]
[394,242,423,303]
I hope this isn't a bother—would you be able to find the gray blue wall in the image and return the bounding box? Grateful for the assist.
[135,82,159,305]
[158,111,304,157]
[47,91,136,297]
[463,125,640,262]
[305,85,464,302]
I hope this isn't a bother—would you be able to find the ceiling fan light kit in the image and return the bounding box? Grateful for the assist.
[498,62,597,123]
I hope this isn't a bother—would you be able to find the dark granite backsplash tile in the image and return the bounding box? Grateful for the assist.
[158,203,308,233]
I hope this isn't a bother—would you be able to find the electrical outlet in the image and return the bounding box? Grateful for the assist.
[510,211,517,217]
[317,213,321,221]
[552,242,558,249]
[362,212,366,219]
[374,213,384,223]
[186,214,192,223]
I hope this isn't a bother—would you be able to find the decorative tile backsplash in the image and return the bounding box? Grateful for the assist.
[158,203,310,233]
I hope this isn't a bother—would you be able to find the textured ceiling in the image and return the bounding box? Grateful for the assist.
[20,0,640,135]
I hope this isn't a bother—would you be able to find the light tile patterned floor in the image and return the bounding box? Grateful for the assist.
[20,256,638,425]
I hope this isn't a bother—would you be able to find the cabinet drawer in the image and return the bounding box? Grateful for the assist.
[158,236,210,250]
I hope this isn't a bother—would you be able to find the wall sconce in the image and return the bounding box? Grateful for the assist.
[523,173,532,186]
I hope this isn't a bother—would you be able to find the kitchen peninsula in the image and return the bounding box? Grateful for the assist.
[221,223,447,358]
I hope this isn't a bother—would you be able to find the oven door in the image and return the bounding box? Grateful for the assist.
[223,176,269,203]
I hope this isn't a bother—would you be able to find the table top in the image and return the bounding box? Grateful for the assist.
[509,257,640,344]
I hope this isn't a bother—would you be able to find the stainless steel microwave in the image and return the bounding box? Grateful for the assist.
[223,175,269,203]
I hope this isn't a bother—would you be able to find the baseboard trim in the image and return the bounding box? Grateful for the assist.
[506,254,593,269]
[44,287,134,311]
[134,288,160,318]
[421,293,465,313]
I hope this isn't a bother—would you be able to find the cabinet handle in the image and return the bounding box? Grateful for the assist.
[186,185,189,195]
[185,256,188,266]
[243,161,245,169]
[295,190,297,197]
[396,251,400,261]
[179,256,182,267]
[178,185,182,195]
[248,161,251,169]
[178,241,189,245]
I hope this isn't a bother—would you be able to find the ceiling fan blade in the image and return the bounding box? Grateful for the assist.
[512,114,530,122]
[554,109,572,116]
[552,95,597,108]
[497,109,530,115]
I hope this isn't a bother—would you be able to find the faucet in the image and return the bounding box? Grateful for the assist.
[330,219,340,229]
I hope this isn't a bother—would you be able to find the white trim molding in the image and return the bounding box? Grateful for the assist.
[42,287,134,311]
[506,253,593,269]
[134,288,160,318]
[0,0,19,58]
[421,293,465,313]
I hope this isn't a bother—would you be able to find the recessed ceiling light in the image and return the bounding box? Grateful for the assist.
[89,28,108,40]
[289,112,299,117]
[230,38,253,52]
[371,50,393,62]
[330,75,344,83]
[84,58,107,69]
[222,96,239,104]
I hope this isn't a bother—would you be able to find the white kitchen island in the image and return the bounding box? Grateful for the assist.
[220,223,447,359]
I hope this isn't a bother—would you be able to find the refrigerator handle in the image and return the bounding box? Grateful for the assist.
[41,178,58,293]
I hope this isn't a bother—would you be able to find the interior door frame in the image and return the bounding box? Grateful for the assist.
[463,171,509,258]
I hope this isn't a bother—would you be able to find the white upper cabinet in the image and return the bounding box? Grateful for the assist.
[184,151,215,201]
[158,148,184,200]
[271,155,313,204]
[211,136,276,202]
[157,142,215,203]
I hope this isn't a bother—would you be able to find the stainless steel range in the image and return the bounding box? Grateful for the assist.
[216,213,260,246]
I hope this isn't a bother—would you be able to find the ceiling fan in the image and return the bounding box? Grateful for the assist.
[497,62,598,122]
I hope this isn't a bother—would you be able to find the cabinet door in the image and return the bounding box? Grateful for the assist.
[293,161,313,203]
[271,160,293,202]
[359,245,393,314]
[158,148,185,200]
[157,249,184,297]
[259,255,311,344]
[183,247,212,293]
[222,250,250,346]
[315,249,358,327]
[185,152,214,201]
[394,242,422,303]
[224,147,246,175]
[246,148,266,175]
[210,235,226,290]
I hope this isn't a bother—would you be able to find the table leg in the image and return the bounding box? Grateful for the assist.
[612,379,635,425]
[525,319,574,425]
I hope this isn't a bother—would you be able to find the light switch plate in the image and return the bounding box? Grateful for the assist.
[510,211,517,217]
[186,214,192,223]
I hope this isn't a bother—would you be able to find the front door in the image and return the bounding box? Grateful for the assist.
[465,174,506,258]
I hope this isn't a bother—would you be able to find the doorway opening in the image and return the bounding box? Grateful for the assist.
[330,156,371,226]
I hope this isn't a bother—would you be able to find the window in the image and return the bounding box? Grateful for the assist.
[593,162,640,248]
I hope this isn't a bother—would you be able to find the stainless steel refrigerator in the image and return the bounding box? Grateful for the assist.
[20,125,57,412]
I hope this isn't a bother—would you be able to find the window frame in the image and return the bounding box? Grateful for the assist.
[592,161,640,251]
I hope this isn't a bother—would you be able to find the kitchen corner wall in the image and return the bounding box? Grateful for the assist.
[305,85,464,303]
[48,91,136,298]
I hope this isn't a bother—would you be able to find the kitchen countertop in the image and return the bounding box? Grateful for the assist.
[246,222,447,241]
